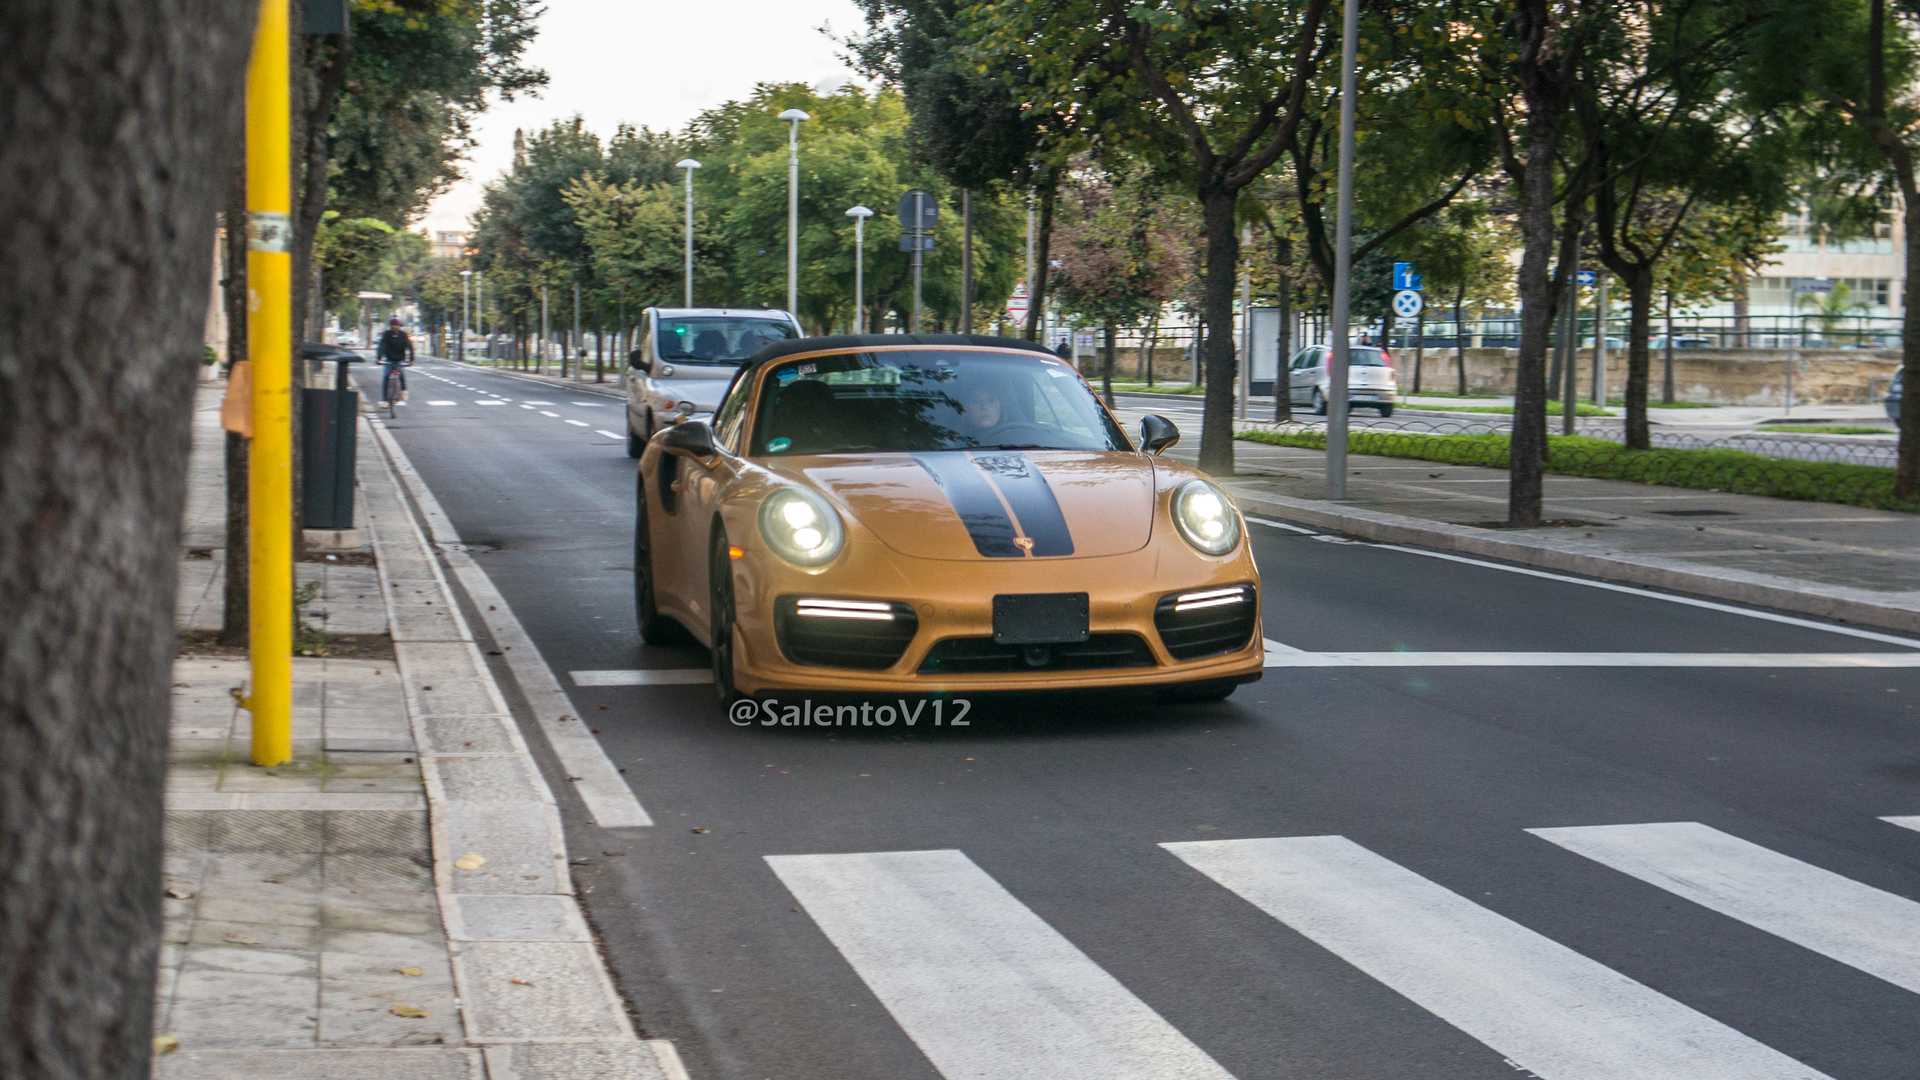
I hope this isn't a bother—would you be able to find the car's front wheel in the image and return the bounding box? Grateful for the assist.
[626,416,644,458]
[709,529,743,705]
[1377,404,1395,418]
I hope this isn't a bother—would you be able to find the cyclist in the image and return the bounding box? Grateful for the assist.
[376,316,414,405]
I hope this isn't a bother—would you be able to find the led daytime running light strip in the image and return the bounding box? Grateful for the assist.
[795,598,896,621]
[1172,586,1250,613]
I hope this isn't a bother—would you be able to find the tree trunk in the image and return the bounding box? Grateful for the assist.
[1102,323,1116,407]
[1197,185,1241,474]
[222,157,250,647]
[1412,308,1425,394]
[1662,290,1676,403]
[1623,270,1655,449]
[1510,43,1564,526]
[1276,232,1293,422]
[1900,193,1920,496]
[1454,281,1468,395]
[0,3,250,1077]
[1141,312,1159,386]
[1024,171,1059,342]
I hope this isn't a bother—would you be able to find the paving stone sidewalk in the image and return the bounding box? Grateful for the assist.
[163,384,667,1079]
[1125,399,1920,633]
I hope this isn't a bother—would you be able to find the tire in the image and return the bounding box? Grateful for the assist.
[1311,389,1327,416]
[633,481,682,645]
[627,418,644,458]
[1377,404,1394,418]
[1159,679,1239,704]
[709,529,743,705]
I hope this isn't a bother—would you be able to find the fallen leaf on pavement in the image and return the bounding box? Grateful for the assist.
[153,1034,180,1055]
[164,884,195,900]
[396,966,424,977]
[390,1004,429,1019]
[690,826,709,834]
[509,977,533,986]
[453,852,487,871]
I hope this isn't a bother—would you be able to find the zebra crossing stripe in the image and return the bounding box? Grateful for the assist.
[1884,816,1920,834]
[766,849,1233,1080]
[1165,836,1828,1080]
[1531,821,1920,996]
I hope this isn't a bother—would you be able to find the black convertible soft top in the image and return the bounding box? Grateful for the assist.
[741,333,1054,373]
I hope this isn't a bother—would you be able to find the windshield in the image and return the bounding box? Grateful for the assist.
[657,317,797,364]
[1348,347,1388,367]
[749,349,1130,456]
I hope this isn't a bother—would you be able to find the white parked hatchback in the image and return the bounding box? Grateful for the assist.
[625,307,802,456]
[1285,344,1399,417]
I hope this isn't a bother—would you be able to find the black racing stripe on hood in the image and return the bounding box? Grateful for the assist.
[970,453,1074,557]
[914,453,1022,557]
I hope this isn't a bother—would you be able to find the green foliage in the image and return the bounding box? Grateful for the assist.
[1237,429,1918,512]
[328,0,547,225]
[314,214,398,309]
[1050,167,1187,330]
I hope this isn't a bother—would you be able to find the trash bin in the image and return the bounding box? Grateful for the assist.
[300,344,361,529]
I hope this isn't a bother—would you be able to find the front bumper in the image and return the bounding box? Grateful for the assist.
[724,539,1263,695]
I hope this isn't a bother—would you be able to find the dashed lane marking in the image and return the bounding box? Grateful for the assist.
[539,411,560,418]
[595,430,624,441]
[565,419,589,427]
[572,669,712,687]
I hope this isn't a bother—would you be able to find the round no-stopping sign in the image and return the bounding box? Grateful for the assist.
[1392,289,1424,318]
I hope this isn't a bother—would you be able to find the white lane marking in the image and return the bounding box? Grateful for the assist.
[572,669,712,687]
[646,1040,692,1080]
[519,404,536,410]
[569,401,603,407]
[539,410,560,418]
[367,422,652,829]
[595,430,624,441]
[523,400,553,405]
[1262,638,1304,661]
[1247,516,1318,535]
[476,400,504,406]
[1369,543,1920,650]
[1532,822,1920,995]
[1165,836,1829,1080]
[1263,651,1920,667]
[565,419,590,427]
[426,400,457,406]
[1883,816,1920,834]
[767,850,1234,1080]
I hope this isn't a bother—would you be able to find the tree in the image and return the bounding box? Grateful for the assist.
[969,0,1331,474]
[1,3,251,1077]
[1578,0,1795,448]
[1799,279,1873,337]
[1051,166,1188,403]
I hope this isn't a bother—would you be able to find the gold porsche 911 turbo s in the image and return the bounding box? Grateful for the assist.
[633,334,1263,702]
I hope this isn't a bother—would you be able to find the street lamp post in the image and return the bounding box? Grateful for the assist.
[846,205,873,333]
[675,158,700,307]
[1326,0,1360,499]
[460,269,471,362]
[778,108,810,316]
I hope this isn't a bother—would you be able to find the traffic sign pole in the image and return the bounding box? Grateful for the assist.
[911,192,923,333]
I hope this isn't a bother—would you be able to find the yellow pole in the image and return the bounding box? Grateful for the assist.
[246,0,293,767]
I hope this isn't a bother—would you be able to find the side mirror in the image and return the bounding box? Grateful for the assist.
[660,418,715,458]
[1139,414,1179,456]
[628,347,649,373]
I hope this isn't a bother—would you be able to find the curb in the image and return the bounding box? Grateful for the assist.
[359,417,680,1079]
[1224,487,1920,636]
[437,356,625,401]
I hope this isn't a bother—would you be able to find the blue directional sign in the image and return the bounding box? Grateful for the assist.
[1392,262,1422,291]
[1576,269,1598,286]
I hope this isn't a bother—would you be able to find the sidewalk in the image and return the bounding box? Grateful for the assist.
[1215,431,1920,633]
[162,384,670,1078]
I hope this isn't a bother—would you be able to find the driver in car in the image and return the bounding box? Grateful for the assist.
[958,381,1007,438]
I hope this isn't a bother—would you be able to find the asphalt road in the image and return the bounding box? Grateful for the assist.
[359,357,1920,1080]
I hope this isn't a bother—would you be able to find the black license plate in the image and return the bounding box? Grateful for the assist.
[992,593,1090,645]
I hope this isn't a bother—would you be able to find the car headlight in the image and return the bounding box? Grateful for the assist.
[758,488,845,566]
[1171,480,1241,555]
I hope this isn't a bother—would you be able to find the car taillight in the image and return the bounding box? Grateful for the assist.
[1379,350,1393,367]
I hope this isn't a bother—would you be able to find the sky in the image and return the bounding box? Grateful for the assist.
[421,0,869,233]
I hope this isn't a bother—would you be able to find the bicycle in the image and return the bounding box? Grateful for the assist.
[380,360,411,417]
